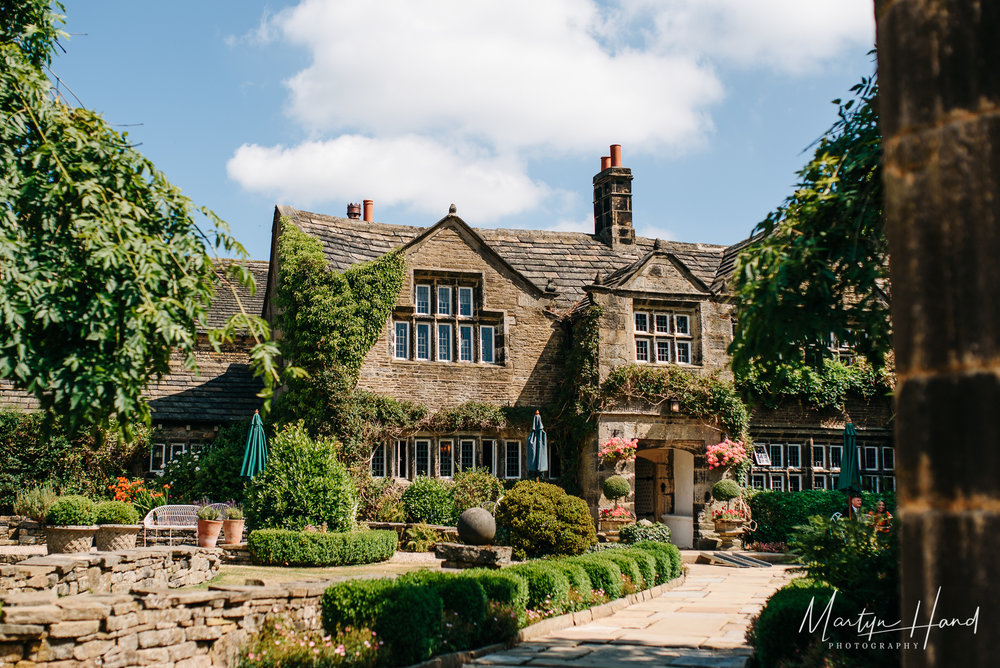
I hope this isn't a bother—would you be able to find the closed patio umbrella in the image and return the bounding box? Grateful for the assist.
[526,410,548,476]
[240,410,268,478]
[837,423,862,514]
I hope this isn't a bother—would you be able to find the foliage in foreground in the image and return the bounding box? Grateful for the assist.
[0,2,287,436]
[494,480,597,560]
[730,72,889,383]
[247,529,396,567]
[238,617,380,668]
[245,424,357,532]
[747,517,899,668]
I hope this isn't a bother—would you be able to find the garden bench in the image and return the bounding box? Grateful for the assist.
[142,503,229,546]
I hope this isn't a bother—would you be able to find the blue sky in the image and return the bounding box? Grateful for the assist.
[53,1,875,260]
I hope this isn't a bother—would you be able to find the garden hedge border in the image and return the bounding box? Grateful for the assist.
[247,528,396,566]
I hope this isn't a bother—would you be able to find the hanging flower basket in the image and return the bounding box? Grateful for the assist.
[599,437,638,465]
[706,438,749,470]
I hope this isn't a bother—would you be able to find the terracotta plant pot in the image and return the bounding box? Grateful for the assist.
[47,526,97,554]
[95,525,141,552]
[197,519,223,547]
[222,519,245,545]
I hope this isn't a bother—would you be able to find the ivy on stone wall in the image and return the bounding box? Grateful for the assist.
[735,357,894,411]
[601,364,750,441]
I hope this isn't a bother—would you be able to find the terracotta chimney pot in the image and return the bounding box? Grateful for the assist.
[363,199,373,222]
[610,144,622,167]
[601,156,611,170]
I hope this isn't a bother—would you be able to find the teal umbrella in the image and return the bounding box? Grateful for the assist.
[837,423,863,511]
[526,410,548,475]
[240,410,268,478]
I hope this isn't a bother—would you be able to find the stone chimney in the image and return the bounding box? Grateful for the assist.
[593,144,634,247]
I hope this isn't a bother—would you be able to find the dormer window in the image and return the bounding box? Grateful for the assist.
[633,305,696,365]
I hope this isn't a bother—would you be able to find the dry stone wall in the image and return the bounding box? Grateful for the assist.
[0,581,327,667]
[0,547,220,597]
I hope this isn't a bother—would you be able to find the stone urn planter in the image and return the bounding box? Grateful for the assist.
[95,524,141,551]
[222,519,245,545]
[713,519,745,535]
[198,519,223,547]
[47,525,97,554]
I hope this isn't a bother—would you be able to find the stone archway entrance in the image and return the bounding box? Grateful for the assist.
[636,442,697,548]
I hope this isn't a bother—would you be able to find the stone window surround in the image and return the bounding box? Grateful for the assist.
[631,303,696,366]
[372,435,530,480]
[392,272,505,366]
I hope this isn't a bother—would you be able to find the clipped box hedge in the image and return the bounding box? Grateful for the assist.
[248,528,396,566]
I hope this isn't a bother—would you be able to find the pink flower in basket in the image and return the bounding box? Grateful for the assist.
[706,438,748,470]
[599,436,638,462]
[600,506,634,519]
[713,507,746,521]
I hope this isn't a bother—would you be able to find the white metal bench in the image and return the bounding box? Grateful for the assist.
[142,504,230,546]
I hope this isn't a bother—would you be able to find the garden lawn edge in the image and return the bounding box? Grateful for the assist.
[402,571,688,668]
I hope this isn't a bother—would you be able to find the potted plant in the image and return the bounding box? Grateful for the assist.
[45,495,97,554]
[711,479,746,534]
[599,475,634,538]
[196,505,223,547]
[94,501,142,551]
[222,505,245,545]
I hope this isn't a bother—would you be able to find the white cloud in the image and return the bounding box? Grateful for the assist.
[226,135,554,222]
[552,217,594,234]
[228,0,873,226]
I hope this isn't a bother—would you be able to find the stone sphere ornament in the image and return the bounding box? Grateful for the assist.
[457,507,496,545]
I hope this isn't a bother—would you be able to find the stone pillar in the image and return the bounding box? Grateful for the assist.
[878,1,1000,665]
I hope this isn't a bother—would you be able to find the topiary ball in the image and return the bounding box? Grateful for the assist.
[457,507,496,545]
[94,501,140,525]
[602,475,631,501]
[45,495,96,526]
[712,479,742,502]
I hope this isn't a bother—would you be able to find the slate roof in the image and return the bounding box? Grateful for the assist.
[0,260,267,422]
[280,206,732,309]
[203,260,270,330]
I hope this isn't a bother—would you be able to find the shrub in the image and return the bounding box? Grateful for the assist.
[353,469,406,522]
[601,475,630,502]
[617,548,656,589]
[402,523,441,552]
[633,541,682,582]
[748,580,849,668]
[746,489,894,544]
[245,423,357,532]
[545,560,593,599]
[159,419,250,504]
[452,467,504,514]
[13,484,58,521]
[462,569,529,611]
[248,529,396,566]
[494,481,597,559]
[712,478,742,502]
[566,555,623,600]
[507,562,571,613]
[399,571,487,651]
[619,520,671,544]
[322,579,443,666]
[94,501,140,525]
[596,551,645,591]
[401,476,457,525]
[45,495,95,525]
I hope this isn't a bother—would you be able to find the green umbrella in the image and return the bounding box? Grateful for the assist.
[526,410,548,475]
[837,422,863,512]
[240,410,268,478]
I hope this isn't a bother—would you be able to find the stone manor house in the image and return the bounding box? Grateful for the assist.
[0,146,894,547]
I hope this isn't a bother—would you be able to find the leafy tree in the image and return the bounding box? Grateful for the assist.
[729,73,889,382]
[0,1,286,435]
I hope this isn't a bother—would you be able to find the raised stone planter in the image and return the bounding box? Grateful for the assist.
[95,525,140,552]
[46,525,97,554]
[434,542,512,569]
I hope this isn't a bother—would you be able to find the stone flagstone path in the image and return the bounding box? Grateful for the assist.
[467,562,796,668]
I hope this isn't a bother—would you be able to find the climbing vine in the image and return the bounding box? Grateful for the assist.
[601,364,751,441]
